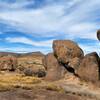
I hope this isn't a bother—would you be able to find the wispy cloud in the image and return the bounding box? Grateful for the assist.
[0,0,99,54]
[0,0,35,10]
[5,37,53,47]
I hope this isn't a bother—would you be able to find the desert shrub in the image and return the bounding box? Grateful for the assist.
[24,68,34,76]
[24,67,46,77]
[46,84,65,93]
[18,66,25,72]
[37,69,46,77]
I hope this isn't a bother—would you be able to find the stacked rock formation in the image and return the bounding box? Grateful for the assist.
[43,40,84,81]
[43,31,100,83]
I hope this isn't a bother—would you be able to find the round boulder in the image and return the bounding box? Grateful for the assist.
[53,40,84,64]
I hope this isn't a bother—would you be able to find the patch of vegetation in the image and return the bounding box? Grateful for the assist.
[0,73,42,91]
[45,83,65,93]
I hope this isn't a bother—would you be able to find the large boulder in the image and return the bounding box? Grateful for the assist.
[77,52,100,82]
[0,55,17,71]
[43,53,66,81]
[53,40,84,64]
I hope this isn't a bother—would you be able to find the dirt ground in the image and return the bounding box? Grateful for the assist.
[0,88,83,100]
[0,72,99,100]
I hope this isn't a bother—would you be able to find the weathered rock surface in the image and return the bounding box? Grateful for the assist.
[68,57,81,73]
[53,40,84,64]
[43,53,66,81]
[0,55,17,71]
[77,52,100,82]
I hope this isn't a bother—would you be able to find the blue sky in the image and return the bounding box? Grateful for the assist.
[0,0,99,54]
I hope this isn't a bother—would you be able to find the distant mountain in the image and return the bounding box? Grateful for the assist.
[0,51,44,57]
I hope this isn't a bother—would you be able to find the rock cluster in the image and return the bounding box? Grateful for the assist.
[0,31,99,84]
[0,55,17,71]
[43,40,84,81]
[43,39,100,83]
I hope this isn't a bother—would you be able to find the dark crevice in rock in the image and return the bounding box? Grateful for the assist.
[59,61,79,77]
[59,62,75,73]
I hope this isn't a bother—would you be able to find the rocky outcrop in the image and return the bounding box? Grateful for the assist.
[43,53,66,81]
[0,55,17,71]
[77,52,100,82]
[53,40,84,64]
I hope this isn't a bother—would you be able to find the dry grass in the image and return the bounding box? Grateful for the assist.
[45,83,65,93]
[0,72,41,91]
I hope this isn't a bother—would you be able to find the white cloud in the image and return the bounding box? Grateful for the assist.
[5,37,53,47]
[0,0,100,40]
[0,0,100,53]
[0,0,35,10]
[79,43,100,55]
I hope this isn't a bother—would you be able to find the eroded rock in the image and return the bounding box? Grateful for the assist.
[77,52,100,82]
[53,40,84,64]
[43,53,66,81]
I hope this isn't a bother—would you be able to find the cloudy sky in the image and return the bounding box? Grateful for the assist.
[0,0,99,54]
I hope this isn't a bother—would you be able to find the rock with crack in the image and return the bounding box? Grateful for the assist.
[53,40,84,74]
